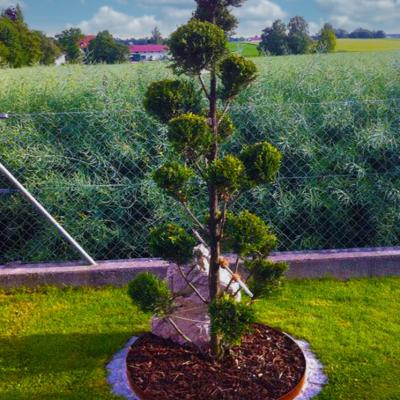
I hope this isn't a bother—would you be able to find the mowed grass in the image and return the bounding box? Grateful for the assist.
[1,278,399,399]
[336,38,400,53]
[228,42,260,57]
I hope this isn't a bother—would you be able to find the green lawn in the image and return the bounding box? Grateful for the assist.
[1,278,400,399]
[336,39,400,53]
[228,42,260,57]
[228,39,400,57]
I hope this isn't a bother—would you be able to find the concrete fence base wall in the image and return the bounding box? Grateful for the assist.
[1,247,400,290]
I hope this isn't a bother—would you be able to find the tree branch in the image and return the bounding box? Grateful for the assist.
[217,100,232,127]
[192,228,209,249]
[180,200,207,233]
[234,255,240,273]
[176,263,209,304]
[198,73,211,100]
[166,317,193,343]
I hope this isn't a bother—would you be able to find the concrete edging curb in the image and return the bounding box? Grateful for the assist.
[1,247,400,289]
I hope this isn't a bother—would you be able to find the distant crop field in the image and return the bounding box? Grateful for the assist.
[229,39,400,57]
[228,42,260,57]
[336,39,400,52]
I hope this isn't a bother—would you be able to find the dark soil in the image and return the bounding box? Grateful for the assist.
[126,324,306,400]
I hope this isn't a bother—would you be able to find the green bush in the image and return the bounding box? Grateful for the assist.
[144,79,201,123]
[153,161,195,201]
[246,259,288,298]
[208,155,246,196]
[209,294,255,352]
[128,272,173,315]
[219,54,257,99]
[169,19,227,75]
[224,210,277,257]
[240,142,282,185]
[167,113,212,157]
[149,223,195,265]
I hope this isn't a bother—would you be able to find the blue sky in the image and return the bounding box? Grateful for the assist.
[1,0,399,37]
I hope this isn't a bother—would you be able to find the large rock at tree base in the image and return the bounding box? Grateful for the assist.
[151,244,241,349]
[152,299,210,349]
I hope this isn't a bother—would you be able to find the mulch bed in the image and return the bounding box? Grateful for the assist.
[126,323,306,400]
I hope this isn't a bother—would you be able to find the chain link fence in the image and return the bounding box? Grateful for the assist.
[1,98,399,264]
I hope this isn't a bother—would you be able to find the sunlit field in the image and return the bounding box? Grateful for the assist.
[336,38,400,53]
[228,39,400,57]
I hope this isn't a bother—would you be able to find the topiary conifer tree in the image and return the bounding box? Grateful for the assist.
[130,0,287,360]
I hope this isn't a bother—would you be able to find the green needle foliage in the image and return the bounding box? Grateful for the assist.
[149,223,196,265]
[209,294,255,355]
[144,79,201,123]
[224,210,278,257]
[208,155,246,195]
[139,0,287,358]
[153,161,195,201]
[245,259,288,298]
[167,113,213,157]
[240,142,282,185]
[128,272,173,316]
[169,19,227,75]
[219,54,258,99]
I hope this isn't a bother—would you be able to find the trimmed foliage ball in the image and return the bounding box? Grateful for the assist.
[128,272,172,315]
[209,294,255,349]
[169,19,227,75]
[245,259,288,299]
[219,54,257,99]
[167,113,212,157]
[144,79,201,123]
[208,155,246,195]
[240,141,282,186]
[153,161,194,201]
[149,223,196,265]
[224,210,277,257]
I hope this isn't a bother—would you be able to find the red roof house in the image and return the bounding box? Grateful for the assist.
[128,44,168,53]
[129,44,168,61]
[80,35,96,49]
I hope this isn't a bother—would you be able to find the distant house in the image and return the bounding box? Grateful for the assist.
[80,35,96,50]
[247,35,261,43]
[128,44,168,62]
[55,53,66,66]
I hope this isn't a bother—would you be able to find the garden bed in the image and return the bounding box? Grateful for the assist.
[127,324,306,400]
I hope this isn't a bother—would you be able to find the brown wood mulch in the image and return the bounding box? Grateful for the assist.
[126,323,306,400]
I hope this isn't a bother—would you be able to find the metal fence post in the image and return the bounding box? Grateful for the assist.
[0,161,97,266]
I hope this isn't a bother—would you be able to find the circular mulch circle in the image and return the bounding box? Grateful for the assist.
[126,323,306,400]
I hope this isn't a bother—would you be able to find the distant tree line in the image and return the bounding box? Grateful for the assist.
[0,5,60,67]
[258,17,337,56]
[335,28,386,39]
[258,17,388,56]
[1,3,164,68]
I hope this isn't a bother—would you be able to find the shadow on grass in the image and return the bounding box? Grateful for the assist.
[0,331,140,399]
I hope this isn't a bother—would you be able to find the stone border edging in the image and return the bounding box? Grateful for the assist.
[106,336,327,400]
[1,246,400,289]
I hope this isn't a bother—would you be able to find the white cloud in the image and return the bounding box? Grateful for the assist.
[316,0,400,32]
[234,0,287,36]
[77,6,160,38]
[0,0,21,7]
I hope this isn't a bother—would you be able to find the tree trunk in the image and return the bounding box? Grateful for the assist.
[208,68,221,358]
